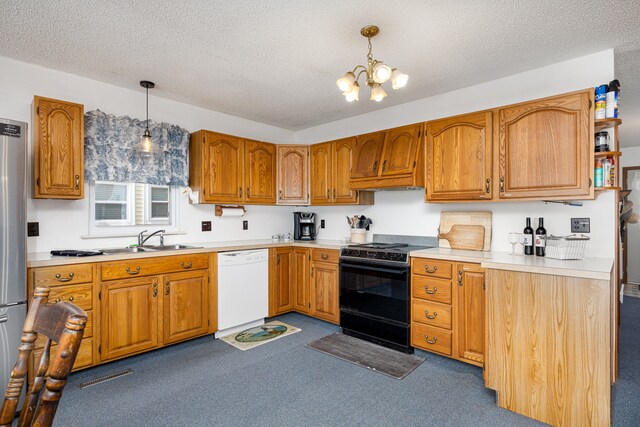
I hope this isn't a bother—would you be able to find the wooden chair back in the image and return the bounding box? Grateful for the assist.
[0,287,87,427]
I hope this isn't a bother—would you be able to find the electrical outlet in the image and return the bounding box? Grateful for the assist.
[571,218,590,233]
[320,219,325,229]
[243,220,248,230]
[201,221,212,232]
[27,222,39,237]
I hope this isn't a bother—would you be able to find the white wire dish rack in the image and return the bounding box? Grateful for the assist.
[544,234,590,260]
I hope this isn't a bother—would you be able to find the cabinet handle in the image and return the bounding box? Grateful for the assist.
[381,160,387,172]
[425,336,438,345]
[55,272,74,283]
[321,254,329,260]
[311,267,314,278]
[333,189,336,199]
[485,178,491,193]
[500,177,505,193]
[424,286,437,295]
[424,310,438,320]
[276,254,280,265]
[180,261,192,269]
[152,282,157,298]
[36,177,40,188]
[68,296,74,302]
[165,281,170,296]
[326,188,330,200]
[239,187,242,197]
[126,266,141,275]
[458,270,463,286]
[75,175,80,190]
[279,190,283,200]
[54,298,61,303]
[247,187,250,198]
[424,265,438,274]
[373,160,379,172]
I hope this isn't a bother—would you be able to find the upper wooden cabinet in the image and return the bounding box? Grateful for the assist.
[277,145,309,205]
[33,96,84,199]
[350,124,424,190]
[497,90,593,200]
[426,112,493,201]
[189,131,276,204]
[310,139,373,205]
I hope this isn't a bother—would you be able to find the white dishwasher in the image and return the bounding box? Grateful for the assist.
[215,249,269,338]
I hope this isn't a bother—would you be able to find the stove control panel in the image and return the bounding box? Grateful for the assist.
[340,248,408,264]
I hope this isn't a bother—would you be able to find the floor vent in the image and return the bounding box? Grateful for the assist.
[78,369,133,389]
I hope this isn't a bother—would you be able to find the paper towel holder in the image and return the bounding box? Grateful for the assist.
[215,205,246,217]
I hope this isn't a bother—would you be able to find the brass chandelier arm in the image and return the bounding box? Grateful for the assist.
[355,69,368,82]
[351,64,367,74]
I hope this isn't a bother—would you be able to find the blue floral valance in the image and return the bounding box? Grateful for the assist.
[84,110,189,186]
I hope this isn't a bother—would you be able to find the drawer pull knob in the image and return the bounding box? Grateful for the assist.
[54,298,61,303]
[425,336,438,345]
[424,265,438,274]
[68,296,74,302]
[126,266,141,275]
[424,310,438,320]
[181,261,193,269]
[55,272,74,282]
[424,286,437,295]
[321,254,329,260]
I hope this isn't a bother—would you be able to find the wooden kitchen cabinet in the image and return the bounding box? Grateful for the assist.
[380,124,422,177]
[310,139,373,205]
[269,247,294,316]
[163,270,209,344]
[277,145,309,205]
[100,275,159,361]
[351,131,386,178]
[292,248,310,314]
[33,96,84,199]
[497,90,593,200]
[455,263,485,365]
[309,249,340,324]
[426,111,493,201]
[189,130,276,204]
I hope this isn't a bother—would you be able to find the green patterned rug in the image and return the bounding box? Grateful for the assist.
[220,321,301,351]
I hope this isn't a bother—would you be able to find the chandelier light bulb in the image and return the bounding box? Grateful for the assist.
[345,82,360,102]
[336,72,356,93]
[370,84,387,102]
[391,69,409,89]
[372,62,392,84]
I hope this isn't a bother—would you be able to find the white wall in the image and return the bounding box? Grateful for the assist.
[0,50,617,257]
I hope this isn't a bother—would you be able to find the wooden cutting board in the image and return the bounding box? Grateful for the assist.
[438,225,485,251]
[439,211,492,251]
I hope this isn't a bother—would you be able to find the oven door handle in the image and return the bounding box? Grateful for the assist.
[340,261,408,276]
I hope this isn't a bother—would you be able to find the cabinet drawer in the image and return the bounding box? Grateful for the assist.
[412,299,452,330]
[32,264,95,287]
[35,311,93,348]
[411,323,452,356]
[311,249,339,264]
[48,283,93,311]
[412,258,452,279]
[411,276,452,304]
[101,254,209,281]
[33,337,94,373]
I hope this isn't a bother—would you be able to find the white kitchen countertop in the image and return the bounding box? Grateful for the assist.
[410,247,613,280]
[27,239,344,268]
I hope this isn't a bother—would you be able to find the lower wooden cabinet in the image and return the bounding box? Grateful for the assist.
[269,247,294,316]
[292,248,310,314]
[100,276,160,361]
[309,250,340,324]
[163,270,209,344]
[410,258,485,366]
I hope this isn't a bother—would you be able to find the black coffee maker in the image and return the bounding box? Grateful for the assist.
[293,212,317,241]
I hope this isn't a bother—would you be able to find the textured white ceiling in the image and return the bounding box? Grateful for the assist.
[1,0,639,131]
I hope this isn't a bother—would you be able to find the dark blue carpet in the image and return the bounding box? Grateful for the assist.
[51,299,640,426]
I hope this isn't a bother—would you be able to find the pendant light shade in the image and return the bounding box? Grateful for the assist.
[138,80,158,153]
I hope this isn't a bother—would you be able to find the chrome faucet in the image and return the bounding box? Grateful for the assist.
[138,229,165,247]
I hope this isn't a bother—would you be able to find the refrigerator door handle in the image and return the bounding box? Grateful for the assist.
[0,314,7,324]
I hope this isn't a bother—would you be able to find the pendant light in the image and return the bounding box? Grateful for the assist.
[138,80,157,153]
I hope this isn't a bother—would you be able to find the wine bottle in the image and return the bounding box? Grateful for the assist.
[523,217,534,255]
[535,218,546,257]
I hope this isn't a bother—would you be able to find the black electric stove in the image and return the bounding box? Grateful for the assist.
[339,237,436,353]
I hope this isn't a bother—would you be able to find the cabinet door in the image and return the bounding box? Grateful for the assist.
[33,96,84,199]
[310,142,332,205]
[380,124,421,177]
[456,263,485,365]
[426,112,492,201]
[277,145,309,205]
[310,262,340,324]
[202,132,244,202]
[100,276,159,361]
[331,138,359,204]
[245,140,276,204]
[351,131,386,178]
[498,90,593,199]
[269,248,293,316]
[292,248,310,314]
[163,270,209,345]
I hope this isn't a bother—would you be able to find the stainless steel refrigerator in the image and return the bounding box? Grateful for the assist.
[0,118,27,397]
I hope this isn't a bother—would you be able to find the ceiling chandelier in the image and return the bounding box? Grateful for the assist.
[336,25,408,103]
